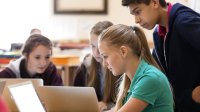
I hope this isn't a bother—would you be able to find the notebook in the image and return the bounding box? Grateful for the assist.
[0,78,43,111]
[37,86,100,112]
[7,81,46,112]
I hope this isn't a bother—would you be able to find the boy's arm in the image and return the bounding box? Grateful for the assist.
[176,12,200,51]
[175,12,200,110]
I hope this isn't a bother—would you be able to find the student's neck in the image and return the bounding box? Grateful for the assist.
[126,57,140,81]
[159,7,168,30]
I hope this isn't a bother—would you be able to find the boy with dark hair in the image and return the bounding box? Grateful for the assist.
[122,0,200,112]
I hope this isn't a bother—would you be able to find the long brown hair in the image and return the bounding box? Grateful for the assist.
[99,24,160,111]
[22,34,52,57]
[88,21,117,103]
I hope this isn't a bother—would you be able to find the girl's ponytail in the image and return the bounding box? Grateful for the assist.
[133,26,160,69]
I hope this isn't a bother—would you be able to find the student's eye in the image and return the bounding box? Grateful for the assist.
[135,10,141,16]
[90,44,95,48]
[103,56,108,59]
[45,56,50,59]
[35,56,40,60]
[91,45,96,49]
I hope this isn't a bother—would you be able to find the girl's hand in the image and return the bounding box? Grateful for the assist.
[104,107,115,112]
[98,101,108,112]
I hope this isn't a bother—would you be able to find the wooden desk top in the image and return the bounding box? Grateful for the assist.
[51,55,80,66]
[58,43,89,50]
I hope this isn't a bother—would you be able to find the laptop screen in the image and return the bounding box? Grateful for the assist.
[37,86,100,112]
[0,78,43,112]
[8,81,45,112]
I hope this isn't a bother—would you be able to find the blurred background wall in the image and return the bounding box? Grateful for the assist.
[0,0,191,50]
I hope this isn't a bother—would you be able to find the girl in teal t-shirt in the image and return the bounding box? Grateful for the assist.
[98,24,174,112]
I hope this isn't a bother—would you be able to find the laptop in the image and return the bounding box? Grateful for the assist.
[0,78,43,112]
[7,81,46,112]
[0,81,6,95]
[37,86,100,112]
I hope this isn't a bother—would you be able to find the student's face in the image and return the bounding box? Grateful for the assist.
[98,41,125,76]
[90,33,102,63]
[26,45,51,74]
[128,1,159,30]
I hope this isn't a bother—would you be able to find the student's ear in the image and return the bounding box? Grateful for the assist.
[120,46,128,58]
[151,0,159,8]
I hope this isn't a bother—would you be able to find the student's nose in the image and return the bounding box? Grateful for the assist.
[103,60,108,67]
[40,59,48,66]
[135,16,140,24]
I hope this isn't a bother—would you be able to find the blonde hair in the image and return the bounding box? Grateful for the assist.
[99,24,160,111]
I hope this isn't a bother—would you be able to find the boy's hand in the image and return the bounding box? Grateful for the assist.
[192,85,200,103]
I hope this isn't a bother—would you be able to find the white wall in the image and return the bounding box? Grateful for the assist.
[47,0,136,40]
[0,0,134,50]
[0,0,189,50]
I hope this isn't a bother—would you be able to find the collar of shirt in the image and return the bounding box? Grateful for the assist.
[158,3,172,38]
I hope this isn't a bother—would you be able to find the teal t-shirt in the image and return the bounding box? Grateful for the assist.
[123,59,174,112]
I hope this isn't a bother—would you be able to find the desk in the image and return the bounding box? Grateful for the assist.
[58,42,89,50]
[0,58,20,71]
[51,55,80,86]
[0,52,21,68]
[0,58,12,69]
